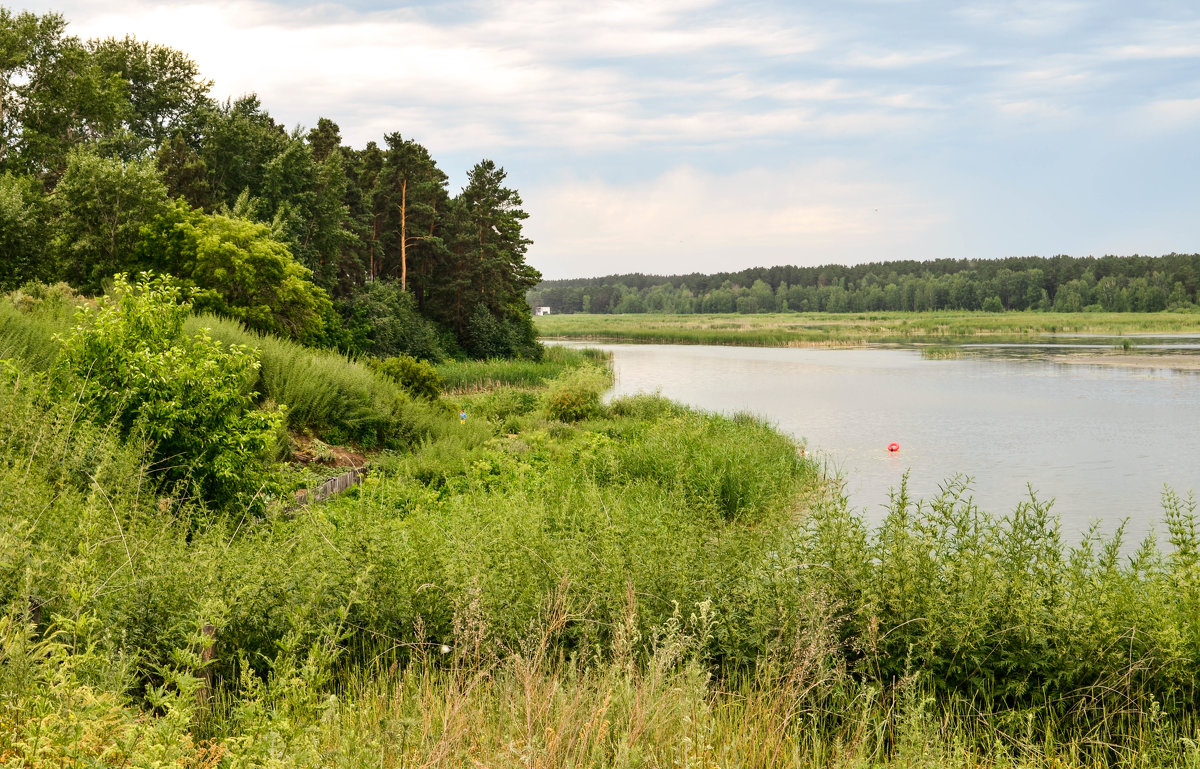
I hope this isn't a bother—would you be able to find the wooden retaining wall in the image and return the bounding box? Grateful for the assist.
[293,466,368,507]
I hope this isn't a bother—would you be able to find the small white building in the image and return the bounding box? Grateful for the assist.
[535,306,552,316]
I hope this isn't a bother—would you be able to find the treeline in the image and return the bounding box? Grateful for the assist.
[0,7,541,360]
[530,254,1200,314]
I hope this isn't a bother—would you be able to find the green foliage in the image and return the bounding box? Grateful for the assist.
[0,282,78,369]
[191,313,445,448]
[364,353,443,400]
[139,199,333,342]
[51,148,169,291]
[335,279,447,361]
[5,341,1200,762]
[468,386,540,422]
[0,172,50,290]
[542,363,609,422]
[612,411,806,523]
[56,274,282,507]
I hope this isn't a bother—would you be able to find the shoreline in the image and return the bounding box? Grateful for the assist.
[543,335,1200,372]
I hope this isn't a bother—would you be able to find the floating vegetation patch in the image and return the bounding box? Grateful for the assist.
[922,345,962,359]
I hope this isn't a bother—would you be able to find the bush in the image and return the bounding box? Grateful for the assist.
[138,200,333,343]
[55,274,283,508]
[365,354,443,400]
[464,302,543,360]
[542,364,609,422]
[336,281,447,362]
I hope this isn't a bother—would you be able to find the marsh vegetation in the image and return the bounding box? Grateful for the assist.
[536,310,1200,348]
[3,283,1200,767]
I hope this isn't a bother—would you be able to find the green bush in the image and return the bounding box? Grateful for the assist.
[364,354,443,400]
[138,200,333,343]
[55,274,282,508]
[335,281,447,361]
[542,363,609,422]
[469,386,540,422]
[192,313,447,448]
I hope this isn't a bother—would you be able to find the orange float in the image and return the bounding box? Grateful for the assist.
[887,442,900,452]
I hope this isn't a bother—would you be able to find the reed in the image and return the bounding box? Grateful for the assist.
[536,311,1200,347]
[438,344,608,392]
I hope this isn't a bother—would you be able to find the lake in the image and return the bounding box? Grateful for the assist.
[555,340,1200,541]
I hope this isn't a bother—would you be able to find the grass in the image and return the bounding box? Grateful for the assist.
[0,287,78,370]
[4,314,1200,765]
[536,311,1200,347]
[188,313,446,448]
[437,344,609,392]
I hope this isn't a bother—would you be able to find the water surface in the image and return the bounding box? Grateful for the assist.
[560,342,1200,541]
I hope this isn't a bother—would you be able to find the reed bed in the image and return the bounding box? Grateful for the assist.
[536,311,1200,348]
[437,344,609,392]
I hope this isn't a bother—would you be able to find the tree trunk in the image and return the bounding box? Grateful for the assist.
[400,177,407,291]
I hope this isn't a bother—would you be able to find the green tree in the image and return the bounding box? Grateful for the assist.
[139,200,332,341]
[87,34,211,151]
[370,133,450,296]
[437,160,541,356]
[0,9,127,177]
[257,133,357,291]
[0,172,50,289]
[52,147,168,291]
[197,95,288,209]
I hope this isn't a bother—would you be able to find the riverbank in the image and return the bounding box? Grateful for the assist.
[536,310,1200,343]
[537,311,1200,371]
[5,302,1200,765]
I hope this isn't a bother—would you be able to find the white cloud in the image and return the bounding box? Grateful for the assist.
[953,0,1092,37]
[524,162,947,278]
[45,0,931,152]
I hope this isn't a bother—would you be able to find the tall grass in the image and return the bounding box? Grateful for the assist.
[438,345,609,392]
[188,313,447,447]
[0,288,78,370]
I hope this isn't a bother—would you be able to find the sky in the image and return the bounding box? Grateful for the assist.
[19,0,1200,279]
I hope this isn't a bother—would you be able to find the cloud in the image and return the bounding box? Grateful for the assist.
[524,161,947,278]
[45,0,940,153]
[952,0,1092,37]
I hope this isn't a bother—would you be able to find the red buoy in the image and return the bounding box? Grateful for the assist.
[887,442,900,452]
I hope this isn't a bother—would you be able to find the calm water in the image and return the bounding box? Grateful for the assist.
[556,342,1200,540]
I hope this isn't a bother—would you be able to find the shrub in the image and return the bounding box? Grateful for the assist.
[138,200,333,343]
[55,274,283,508]
[471,386,540,422]
[336,281,447,361]
[365,354,443,400]
[542,364,609,422]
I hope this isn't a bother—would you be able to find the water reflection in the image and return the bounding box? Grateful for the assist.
[553,341,1200,542]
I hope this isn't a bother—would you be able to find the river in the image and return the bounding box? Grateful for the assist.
[555,341,1200,542]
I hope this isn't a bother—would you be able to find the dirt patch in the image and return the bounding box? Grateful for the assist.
[290,434,368,468]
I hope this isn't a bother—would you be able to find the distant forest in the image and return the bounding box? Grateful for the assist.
[529,254,1200,314]
[1,7,540,360]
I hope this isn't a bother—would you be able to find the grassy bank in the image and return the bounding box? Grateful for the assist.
[536,310,1200,347]
[3,296,1200,765]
